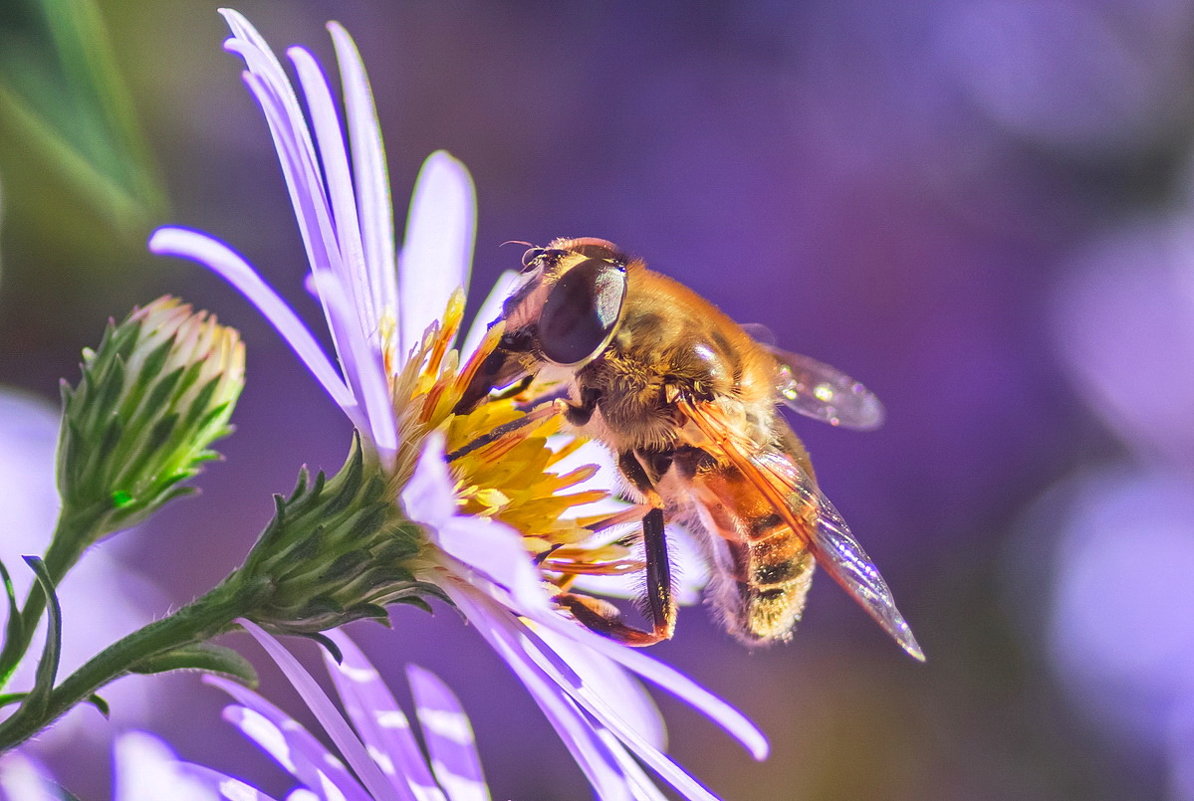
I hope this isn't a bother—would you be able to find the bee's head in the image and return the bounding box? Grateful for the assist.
[454,237,629,413]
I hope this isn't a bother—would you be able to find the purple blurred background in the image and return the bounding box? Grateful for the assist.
[3,1,1193,799]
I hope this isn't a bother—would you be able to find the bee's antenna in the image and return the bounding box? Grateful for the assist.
[500,240,534,249]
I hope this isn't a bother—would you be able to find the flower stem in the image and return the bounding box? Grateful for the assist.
[0,575,255,751]
[0,506,103,689]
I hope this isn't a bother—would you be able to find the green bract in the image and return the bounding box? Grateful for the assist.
[57,296,244,539]
[231,436,437,636]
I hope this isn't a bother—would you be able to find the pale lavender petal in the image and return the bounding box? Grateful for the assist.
[514,627,720,801]
[406,665,490,801]
[321,631,446,801]
[148,228,357,420]
[173,763,283,801]
[288,46,373,328]
[234,67,338,282]
[310,271,399,467]
[525,606,769,761]
[220,10,306,120]
[460,270,519,357]
[236,620,409,801]
[328,22,399,323]
[406,438,550,613]
[596,730,671,801]
[447,588,634,801]
[113,732,221,801]
[534,626,666,752]
[222,26,342,294]
[219,11,327,211]
[435,516,551,614]
[401,434,464,526]
[398,152,476,356]
[207,678,371,801]
[0,753,61,801]
[234,63,359,402]
[223,17,358,401]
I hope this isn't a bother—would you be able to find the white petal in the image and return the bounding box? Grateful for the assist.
[0,752,62,801]
[236,621,410,801]
[148,228,358,421]
[114,732,219,801]
[460,270,519,358]
[327,22,399,328]
[399,152,476,357]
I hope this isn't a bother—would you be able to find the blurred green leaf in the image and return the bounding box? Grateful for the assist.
[21,556,60,716]
[130,642,259,686]
[0,0,166,239]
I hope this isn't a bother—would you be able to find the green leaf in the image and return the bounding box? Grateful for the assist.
[0,558,22,659]
[0,692,28,710]
[130,642,258,687]
[22,556,61,715]
[0,0,166,235]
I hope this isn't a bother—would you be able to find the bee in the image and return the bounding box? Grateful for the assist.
[454,237,923,660]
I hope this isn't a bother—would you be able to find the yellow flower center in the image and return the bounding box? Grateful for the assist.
[391,291,643,588]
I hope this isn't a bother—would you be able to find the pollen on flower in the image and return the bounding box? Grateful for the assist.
[391,293,644,592]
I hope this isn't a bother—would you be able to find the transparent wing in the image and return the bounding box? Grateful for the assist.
[739,322,777,346]
[752,450,923,661]
[765,346,885,430]
[677,398,923,661]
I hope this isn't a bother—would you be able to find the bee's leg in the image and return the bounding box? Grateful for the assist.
[446,399,564,462]
[557,450,676,647]
[561,386,602,426]
[491,374,534,402]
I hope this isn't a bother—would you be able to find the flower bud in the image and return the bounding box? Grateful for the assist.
[231,437,434,635]
[57,296,245,539]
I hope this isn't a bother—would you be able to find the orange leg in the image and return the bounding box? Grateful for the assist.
[560,449,676,647]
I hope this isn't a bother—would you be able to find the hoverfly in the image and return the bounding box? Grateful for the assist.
[454,237,923,660]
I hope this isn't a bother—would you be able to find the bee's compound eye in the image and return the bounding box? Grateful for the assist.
[538,258,627,365]
[521,248,545,271]
[569,239,627,265]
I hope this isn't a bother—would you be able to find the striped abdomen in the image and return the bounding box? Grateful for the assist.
[684,453,817,644]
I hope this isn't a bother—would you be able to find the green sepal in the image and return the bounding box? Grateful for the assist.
[129,642,258,687]
[22,556,61,716]
[297,632,343,665]
[87,693,110,718]
[231,435,436,635]
[388,595,435,616]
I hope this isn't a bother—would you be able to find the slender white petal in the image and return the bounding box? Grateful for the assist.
[535,626,667,752]
[321,631,446,801]
[460,270,519,357]
[527,606,769,761]
[114,732,221,801]
[0,753,60,801]
[148,228,358,420]
[173,764,283,801]
[209,682,371,801]
[328,22,399,325]
[310,271,399,465]
[448,588,635,801]
[288,45,374,330]
[407,665,490,801]
[237,620,409,801]
[399,152,476,356]
[597,730,671,801]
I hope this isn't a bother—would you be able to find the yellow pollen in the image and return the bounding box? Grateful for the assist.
[392,293,622,596]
